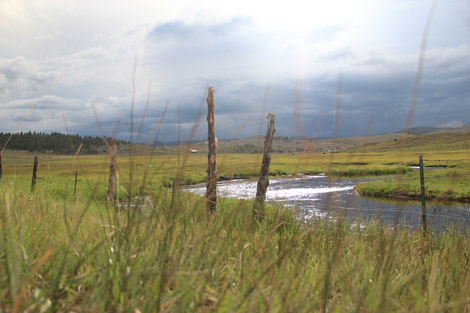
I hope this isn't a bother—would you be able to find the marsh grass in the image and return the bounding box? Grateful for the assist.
[1,151,470,312]
[355,159,470,202]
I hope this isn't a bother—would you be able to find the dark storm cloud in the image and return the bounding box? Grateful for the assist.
[210,45,470,139]
[145,41,468,140]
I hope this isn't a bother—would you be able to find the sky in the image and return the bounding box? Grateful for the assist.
[0,0,469,142]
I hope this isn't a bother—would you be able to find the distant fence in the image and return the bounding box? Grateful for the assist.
[0,147,468,236]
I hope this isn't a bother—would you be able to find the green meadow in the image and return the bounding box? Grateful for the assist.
[1,147,469,312]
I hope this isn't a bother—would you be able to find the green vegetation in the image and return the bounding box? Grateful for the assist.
[397,126,450,135]
[355,168,470,203]
[349,129,470,152]
[346,150,470,202]
[202,126,470,154]
[0,132,129,154]
[327,166,412,177]
[1,155,470,312]
[2,147,469,201]
[0,140,469,311]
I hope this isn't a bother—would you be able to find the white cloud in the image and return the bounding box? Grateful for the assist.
[0,0,468,140]
[0,56,58,100]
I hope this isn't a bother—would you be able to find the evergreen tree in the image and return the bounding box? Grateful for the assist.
[0,132,129,154]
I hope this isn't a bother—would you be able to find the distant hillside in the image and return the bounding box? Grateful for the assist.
[5,126,466,156]
[397,127,450,135]
[182,133,413,154]
[0,132,129,154]
[183,127,469,154]
[349,128,470,152]
[152,139,204,146]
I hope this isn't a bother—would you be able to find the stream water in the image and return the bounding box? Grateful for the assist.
[182,175,470,231]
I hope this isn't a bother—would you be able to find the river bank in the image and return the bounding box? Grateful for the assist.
[182,175,470,230]
[354,168,470,204]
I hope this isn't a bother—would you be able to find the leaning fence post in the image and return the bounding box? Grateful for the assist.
[419,155,427,234]
[253,113,276,218]
[206,87,217,214]
[107,144,117,206]
[31,156,38,191]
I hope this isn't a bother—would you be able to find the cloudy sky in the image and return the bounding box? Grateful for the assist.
[1,0,469,142]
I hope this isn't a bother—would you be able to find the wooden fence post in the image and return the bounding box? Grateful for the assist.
[31,156,38,191]
[419,155,427,234]
[253,113,276,218]
[206,86,217,214]
[107,144,117,206]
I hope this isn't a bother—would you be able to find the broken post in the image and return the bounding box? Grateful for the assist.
[31,156,38,191]
[206,87,217,214]
[107,144,117,205]
[253,113,276,218]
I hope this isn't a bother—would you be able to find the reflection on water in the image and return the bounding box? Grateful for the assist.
[182,175,470,231]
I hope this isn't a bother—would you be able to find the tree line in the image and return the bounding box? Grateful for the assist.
[0,132,129,154]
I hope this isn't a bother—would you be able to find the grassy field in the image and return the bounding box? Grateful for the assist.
[186,126,469,154]
[355,168,470,203]
[2,147,470,201]
[347,128,470,153]
[1,147,470,312]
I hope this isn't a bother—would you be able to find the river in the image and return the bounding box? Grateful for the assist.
[182,175,470,231]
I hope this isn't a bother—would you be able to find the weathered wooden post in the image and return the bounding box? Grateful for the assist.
[419,155,427,234]
[107,144,117,205]
[31,156,38,191]
[253,113,276,218]
[206,87,217,214]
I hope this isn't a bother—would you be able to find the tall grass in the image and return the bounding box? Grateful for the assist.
[1,164,470,312]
